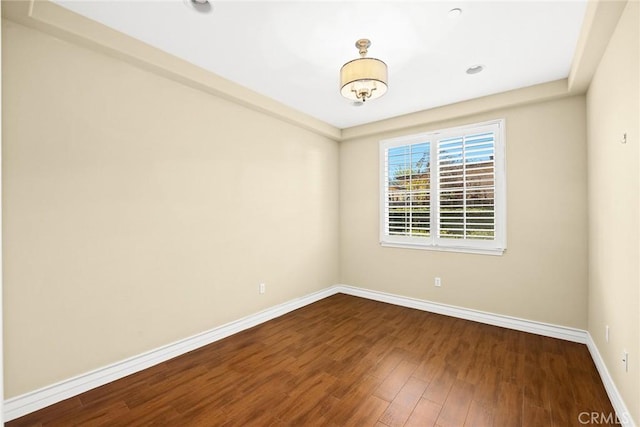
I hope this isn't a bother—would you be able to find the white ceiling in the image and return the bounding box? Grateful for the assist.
[54,0,588,129]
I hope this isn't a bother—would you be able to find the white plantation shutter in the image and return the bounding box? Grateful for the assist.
[380,120,505,255]
[437,129,496,241]
[383,142,431,238]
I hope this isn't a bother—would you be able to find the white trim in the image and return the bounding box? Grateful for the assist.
[3,287,339,422]
[339,285,635,425]
[380,241,505,256]
[336,284,587,343]
[586,333,637,427]
[0,10,4,423]
[8,284,633,424]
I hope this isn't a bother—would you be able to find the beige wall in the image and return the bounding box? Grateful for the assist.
[340,96,588,329]
[2,2,636,418]
[2,20,339,397]
[587,1,639,423]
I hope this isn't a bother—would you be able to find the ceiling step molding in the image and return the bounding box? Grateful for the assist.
[2,0,625,142]
[340,79,570,141]
[568,0,628,94]
[1,0,341,141]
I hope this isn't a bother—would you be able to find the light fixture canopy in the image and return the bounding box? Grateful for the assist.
[340,39,388,103]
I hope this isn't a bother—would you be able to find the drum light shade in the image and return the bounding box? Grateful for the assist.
[340,39,388,103]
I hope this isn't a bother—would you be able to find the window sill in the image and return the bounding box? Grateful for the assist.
[380,241,505,256]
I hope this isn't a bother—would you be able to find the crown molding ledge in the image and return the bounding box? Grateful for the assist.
[3,0,626,144]
[2,0,624,143]
[1,0,341,141]
[568,0,628,94]
[341,0,627,142]
[340,79,571,141]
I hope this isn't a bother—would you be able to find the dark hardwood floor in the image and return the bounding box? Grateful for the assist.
[8,294,617,426]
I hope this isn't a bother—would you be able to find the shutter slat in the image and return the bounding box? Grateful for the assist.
[383,141,432,238]
[437,131,496,241]
[383,122,501,248]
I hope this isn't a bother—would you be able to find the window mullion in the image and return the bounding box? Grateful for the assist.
[409,144,413,237]
[462,135,467,239]
[432,138,438,245]
[379,118,505,255]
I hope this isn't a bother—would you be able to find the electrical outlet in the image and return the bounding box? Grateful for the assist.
[622,351,628,372]
[434,277,442,287]
[605,325,609,343]
[259,283,266,294]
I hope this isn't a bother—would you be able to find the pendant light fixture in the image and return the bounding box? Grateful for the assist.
[340,39,388,103]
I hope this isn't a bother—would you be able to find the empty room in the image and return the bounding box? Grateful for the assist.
[1,0,638,425]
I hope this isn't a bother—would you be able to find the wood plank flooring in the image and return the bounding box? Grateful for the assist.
[8,294,618,426]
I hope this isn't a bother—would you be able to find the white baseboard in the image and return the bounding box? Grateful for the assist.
[336,284,588,343]
[338,285,635,426]
[3,286,340,422]
[339,285,636,426]
[5,284,632,426]
[586,333,637,427]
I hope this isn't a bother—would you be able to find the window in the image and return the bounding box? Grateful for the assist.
[380,119,506,255]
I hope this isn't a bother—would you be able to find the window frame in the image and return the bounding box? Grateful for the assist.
[379,119,506,255]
